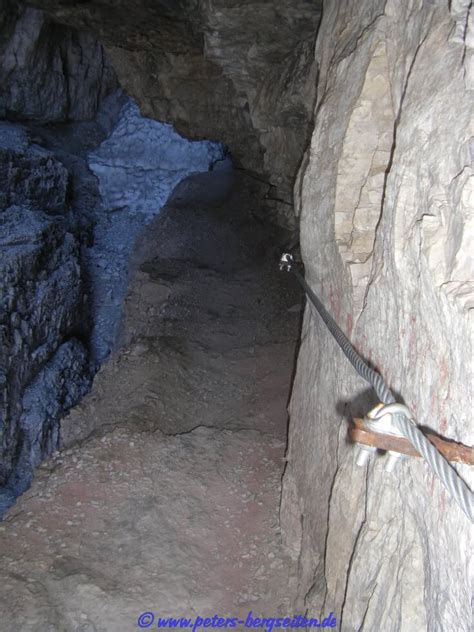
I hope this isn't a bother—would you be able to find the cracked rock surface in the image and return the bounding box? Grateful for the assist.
[0,120,91,495]
[281,1,474,630]
[0,172,302,630]
[0,1,117,122]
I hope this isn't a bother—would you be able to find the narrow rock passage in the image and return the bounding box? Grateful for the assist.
[0,172,303,631]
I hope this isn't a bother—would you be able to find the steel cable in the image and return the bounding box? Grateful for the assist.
[394,412,474,522]
[281,253,474,522]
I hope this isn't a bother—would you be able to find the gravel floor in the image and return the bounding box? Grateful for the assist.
[0,174,303,631]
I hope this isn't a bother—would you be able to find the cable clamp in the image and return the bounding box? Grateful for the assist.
[279,252,294,272]
[355,403,414,471]
[371,402,416,426]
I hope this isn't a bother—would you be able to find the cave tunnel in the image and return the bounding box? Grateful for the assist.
[0,1,473,631]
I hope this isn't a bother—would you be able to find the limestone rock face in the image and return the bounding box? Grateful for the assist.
[0,203,89,494]
[0,123,68,213]
[0,123,88,504]
[281,1,473,630]
[28,0,322,228]
[0,1,117,122]
[3,339,90,512]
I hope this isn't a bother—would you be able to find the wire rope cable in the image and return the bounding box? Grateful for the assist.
[280,253,474,522]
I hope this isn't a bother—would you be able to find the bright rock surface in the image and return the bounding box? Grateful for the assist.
[281,1,474,630]
[86,97,225,363]
[89,99,226,214]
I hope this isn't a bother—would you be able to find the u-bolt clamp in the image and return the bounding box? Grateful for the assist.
[352,404,474,467]
[355,403,411,471]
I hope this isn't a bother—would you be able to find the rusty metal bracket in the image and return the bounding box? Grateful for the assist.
[350,418,474,466]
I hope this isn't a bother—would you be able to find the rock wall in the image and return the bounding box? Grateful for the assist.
[0,0,117,122]
[0,0,120,510]
[0,122,91,504]
[28,0,322,230]
[281,1,473,630]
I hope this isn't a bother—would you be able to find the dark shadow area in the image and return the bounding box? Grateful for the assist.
[56,166,303,448]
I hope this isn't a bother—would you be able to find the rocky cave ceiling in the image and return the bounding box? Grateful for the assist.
[17,0,323,229]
